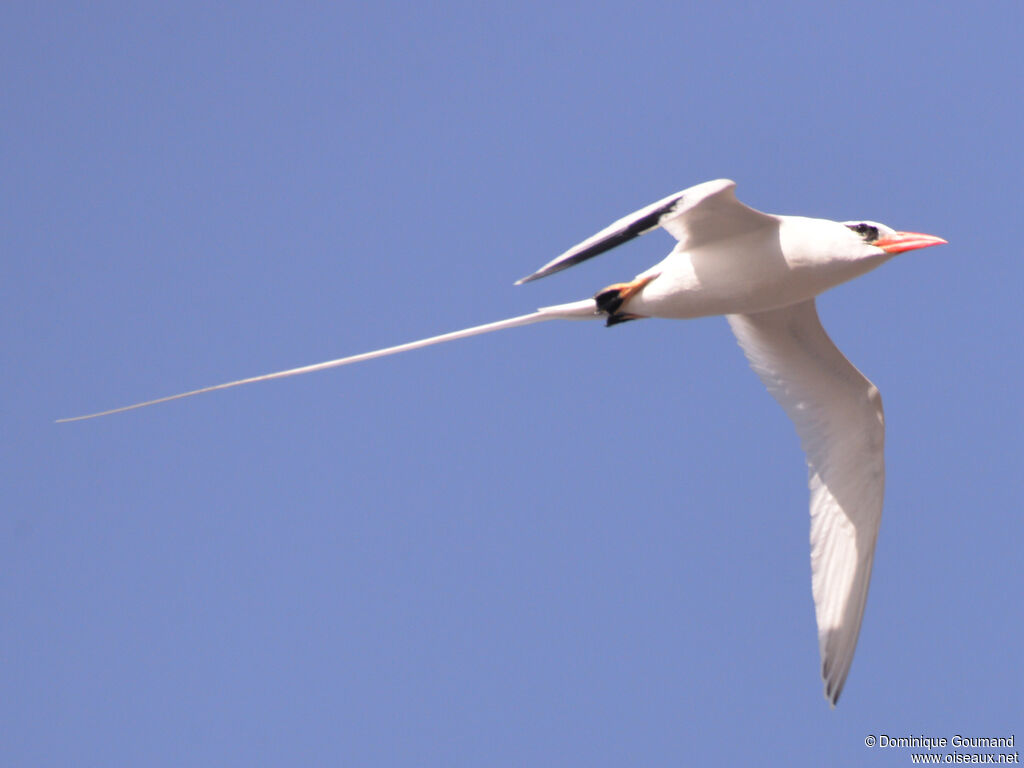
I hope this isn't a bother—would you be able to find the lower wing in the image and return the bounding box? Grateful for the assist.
[727,299,885,706]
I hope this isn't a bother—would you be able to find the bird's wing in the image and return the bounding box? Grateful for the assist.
[726,299,884,706]
[516,179,777,284]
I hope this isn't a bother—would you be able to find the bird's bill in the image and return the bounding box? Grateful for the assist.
[874,231,947,254]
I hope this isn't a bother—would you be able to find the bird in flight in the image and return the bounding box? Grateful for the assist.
[59,179,946,706]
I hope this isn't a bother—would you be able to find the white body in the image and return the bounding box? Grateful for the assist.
[630,215,895,319]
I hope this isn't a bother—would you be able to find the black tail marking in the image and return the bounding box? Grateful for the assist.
[594,288,624,315]
[594,287,643,327]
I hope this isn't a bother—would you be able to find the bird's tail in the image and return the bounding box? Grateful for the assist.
[56,298,600,423]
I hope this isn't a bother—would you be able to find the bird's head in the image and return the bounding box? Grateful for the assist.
[842,221,947,255]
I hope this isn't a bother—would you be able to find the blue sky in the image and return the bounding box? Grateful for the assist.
[4,2,1021,765]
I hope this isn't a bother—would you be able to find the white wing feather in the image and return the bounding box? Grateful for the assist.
[657,179,776,248]
[727,299,884,706]
[516,179,775,284]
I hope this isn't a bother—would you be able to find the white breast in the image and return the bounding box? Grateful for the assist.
[628,217,891,319]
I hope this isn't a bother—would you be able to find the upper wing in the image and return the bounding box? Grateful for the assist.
[516,179,776,284]
[726,300,885,706]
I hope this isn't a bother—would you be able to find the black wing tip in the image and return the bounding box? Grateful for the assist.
[515,189,689,287]
[821,660,846,708]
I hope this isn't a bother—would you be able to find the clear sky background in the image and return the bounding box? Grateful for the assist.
[4,2,1021,765]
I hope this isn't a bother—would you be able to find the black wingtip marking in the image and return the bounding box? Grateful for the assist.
[572,194,683,264]
[518,193,685,284]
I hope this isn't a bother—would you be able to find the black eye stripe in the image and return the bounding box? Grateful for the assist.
[847,223,879,241]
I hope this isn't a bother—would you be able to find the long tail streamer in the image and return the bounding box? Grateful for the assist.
[57,298,599,423]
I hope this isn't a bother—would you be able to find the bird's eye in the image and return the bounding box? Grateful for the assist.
[847,223,879,242]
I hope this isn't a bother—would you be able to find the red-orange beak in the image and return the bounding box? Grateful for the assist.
[873,231,948,254]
